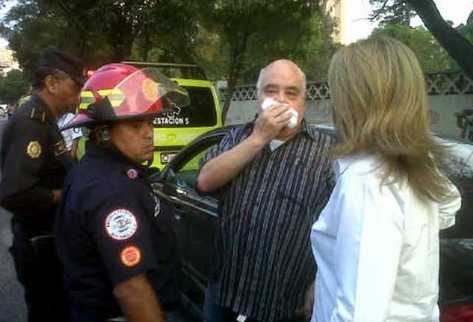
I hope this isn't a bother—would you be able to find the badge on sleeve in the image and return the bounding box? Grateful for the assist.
[127,168,138,179]
[105,209,138,240]
[120,246,141,267]
[26,141,42,159]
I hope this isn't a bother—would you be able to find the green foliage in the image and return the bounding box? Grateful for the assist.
[186,0,336,118]
[1,0,106,76]
[0,0,336,99]
[371,23,455,72]
[368,0,473,78]
[458,15,473,43]
[369,0,415,25]
[292,11,340,81]
[0,69,29,104]
[1,0,198,71]
[192,0,332,81]
[238,10,338,82]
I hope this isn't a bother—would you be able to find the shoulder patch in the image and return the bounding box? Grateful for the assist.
[120,246,141,267]
[27,141,42,159]
[127,168,138,179]
[105,209,138,240]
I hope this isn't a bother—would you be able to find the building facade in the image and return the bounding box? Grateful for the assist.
[0,48,19,75]
[325,0,348,44]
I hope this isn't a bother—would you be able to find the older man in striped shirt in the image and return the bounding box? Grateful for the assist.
[197,59,334,322]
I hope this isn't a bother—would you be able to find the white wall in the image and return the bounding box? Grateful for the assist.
[225,95,473,141]
[224,72,473,142]
[225,99,333,125]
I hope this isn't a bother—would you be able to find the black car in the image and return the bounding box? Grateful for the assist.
[150,126,473,322]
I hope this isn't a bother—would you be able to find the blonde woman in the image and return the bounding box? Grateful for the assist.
[310,37,462,322]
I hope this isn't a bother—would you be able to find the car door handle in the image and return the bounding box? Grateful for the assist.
[168,195,185,204]
[176,187,188,197]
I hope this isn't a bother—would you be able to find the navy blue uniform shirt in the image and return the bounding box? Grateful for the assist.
[55,143,179,319]
[0,94,72,231]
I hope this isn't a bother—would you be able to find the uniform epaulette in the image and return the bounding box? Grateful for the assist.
[29,108,47,123]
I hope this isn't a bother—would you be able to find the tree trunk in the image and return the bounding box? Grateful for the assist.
[406,0,473,79]
[111,33,134,61]
[222,32,250,124]
[141,31,151,62]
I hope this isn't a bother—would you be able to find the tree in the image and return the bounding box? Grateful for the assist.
[192,0,330,120]
[0,0,337,119]
[0,0,70,78]
[369,0,473,79]
[0,69,29,104]
[371,23,454,72]
[0,0,115,75]
[457,12,473,43]
[369,0,414,25]
[0,0,201,72]
[239,10,337,83]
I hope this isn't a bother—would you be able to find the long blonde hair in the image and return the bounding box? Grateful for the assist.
[328,36,451,202]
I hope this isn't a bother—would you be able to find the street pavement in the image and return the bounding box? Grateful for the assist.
[0,209,26,322]
[0,119,27,322]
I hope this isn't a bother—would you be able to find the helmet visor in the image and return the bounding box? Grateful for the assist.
[105,67,190,118]
[62,67,190,129]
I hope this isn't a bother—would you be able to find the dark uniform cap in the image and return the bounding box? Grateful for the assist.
[37,47,86,86]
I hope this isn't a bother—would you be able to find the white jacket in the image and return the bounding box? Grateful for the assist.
[311,154,461,322]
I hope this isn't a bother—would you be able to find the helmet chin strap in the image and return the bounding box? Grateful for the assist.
[94,125,112,146]
[94,125,125,158]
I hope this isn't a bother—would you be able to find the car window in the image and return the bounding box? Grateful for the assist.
[166,141,220,189]
[153,86,217,128]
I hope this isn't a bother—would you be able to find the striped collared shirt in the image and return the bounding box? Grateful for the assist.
[204,121,334,322]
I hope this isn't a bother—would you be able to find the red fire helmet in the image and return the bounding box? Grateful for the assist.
[64,63,189,129]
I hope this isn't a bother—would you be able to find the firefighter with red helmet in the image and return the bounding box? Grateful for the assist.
[55,63,189,322]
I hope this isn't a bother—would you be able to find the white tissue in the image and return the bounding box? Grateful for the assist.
[286,109,298,129]
[261,98,298,129]
[261,97,277,110]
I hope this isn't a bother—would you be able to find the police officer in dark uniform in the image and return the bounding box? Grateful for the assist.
[55,63,186,322]
[0,47,85,322]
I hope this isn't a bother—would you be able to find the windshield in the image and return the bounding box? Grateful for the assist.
[153,86,217,128]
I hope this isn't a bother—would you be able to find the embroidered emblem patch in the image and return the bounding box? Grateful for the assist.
[120,246,141,267]
[127,169,138,179]
[26,141,42,159]
[142,78,158,102]
[105,209,138,240]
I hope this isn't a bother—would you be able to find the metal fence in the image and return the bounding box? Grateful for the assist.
[222,71,473,102]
